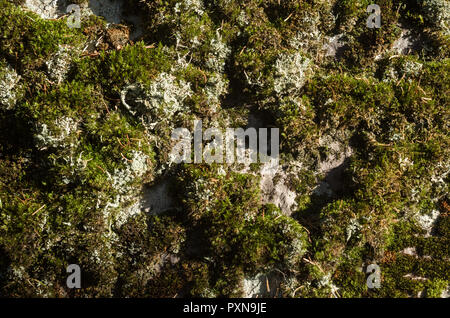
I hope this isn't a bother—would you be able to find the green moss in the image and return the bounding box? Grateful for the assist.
[0,0,85,69]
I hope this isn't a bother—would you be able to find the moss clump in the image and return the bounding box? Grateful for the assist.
[168,165,309,296]
[0,0,85,69]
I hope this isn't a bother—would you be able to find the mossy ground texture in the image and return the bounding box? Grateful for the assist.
[0,0,449,297]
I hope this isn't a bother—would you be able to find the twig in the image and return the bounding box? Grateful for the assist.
[32,204,46,216]
[284,13,293,22]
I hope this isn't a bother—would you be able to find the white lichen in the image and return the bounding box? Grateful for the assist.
[174,0,205,16]
[108,150,149,193]
[205,30,231,73]
[399,155,414,170]
[102,150,149,228]
[204,72,229,112]
[317,273,340,298]
[273,52,311,96]
[23,0,63,19]
[0,63,21,110]
[236,10,250,27]
[35,116,79,149]
[422,0,450,35]
[146,72,192,116]
[383,59,423,82]
[121,72,192,127]
[242,273,274,298]
[415,209,440,236]
[346,218,362,242]
[45,46,72,84]
[289,12,322,52]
